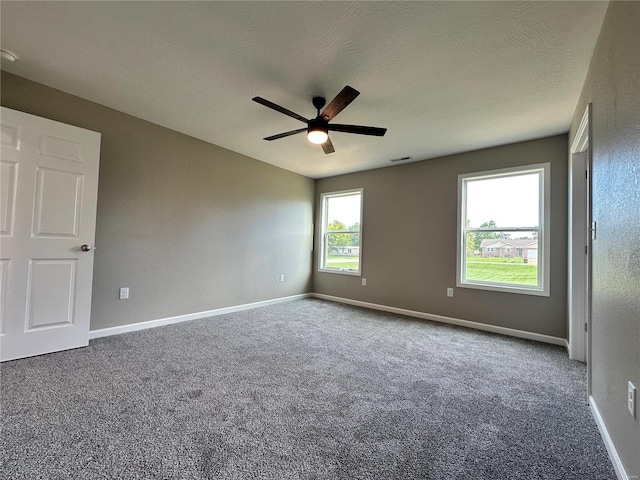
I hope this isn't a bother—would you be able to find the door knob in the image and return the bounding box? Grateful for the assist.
[80,244,91,252]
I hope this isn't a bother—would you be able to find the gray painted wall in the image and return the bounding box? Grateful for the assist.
[1,72,314,330]
[314,135,568,338]
[570,2,640,477]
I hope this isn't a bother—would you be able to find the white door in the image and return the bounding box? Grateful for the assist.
[0,107,101,362]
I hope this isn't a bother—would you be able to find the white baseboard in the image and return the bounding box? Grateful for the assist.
[89,293,311,340]
[312,293,566,346]
[90,291,566,348]
[589,396,634,480]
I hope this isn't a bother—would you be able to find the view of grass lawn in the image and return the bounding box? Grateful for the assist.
[326,255,359,270]
[466,259,537,285]
[325,254,535,282]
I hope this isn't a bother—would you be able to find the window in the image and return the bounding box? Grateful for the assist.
[457,163,550,296]
[319,189,363,275]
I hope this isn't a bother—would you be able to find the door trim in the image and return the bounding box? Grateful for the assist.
[568,104,592,393]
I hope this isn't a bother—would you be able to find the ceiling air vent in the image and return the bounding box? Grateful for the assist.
[390,156,411,163]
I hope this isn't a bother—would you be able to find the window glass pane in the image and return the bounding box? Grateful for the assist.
[465,173,539,228]
[458,163,548,296]
[326,194,361,231]
[326,232,360,270]
[464,231,538,286]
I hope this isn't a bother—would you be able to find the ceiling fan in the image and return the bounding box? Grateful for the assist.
[252,85,387,154]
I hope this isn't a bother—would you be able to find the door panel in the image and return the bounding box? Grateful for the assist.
[0,107,100,362]
[33,167,83,237]
[0,259,8,333]
[0,160,18,235]
[26,259,76,329]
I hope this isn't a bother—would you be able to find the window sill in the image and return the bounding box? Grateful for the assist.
[319,268,361,276]
[457,281,549,297]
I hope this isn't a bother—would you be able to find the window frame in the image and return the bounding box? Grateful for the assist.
[319,188,363,276]
[456,163,551,296]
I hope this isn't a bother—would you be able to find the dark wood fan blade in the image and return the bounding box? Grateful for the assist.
[328,124,387,136]
[322,136,335,154]
[252,97,309,123]
[264,128,307,141]
[320,86,360,121]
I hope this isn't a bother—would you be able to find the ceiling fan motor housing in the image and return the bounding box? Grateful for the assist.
[308,117,328,134]
[312,96,326,112]
[307,117,329,144]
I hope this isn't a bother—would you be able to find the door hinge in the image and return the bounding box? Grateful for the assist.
[585,323,588,332]
[585,245,588,255]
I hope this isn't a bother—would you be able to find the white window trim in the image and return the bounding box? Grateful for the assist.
[456,163,551,296]
[319,188,363,276]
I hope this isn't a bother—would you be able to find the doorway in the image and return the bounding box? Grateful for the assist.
[568,103,592,394]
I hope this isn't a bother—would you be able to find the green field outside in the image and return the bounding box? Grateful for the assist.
[324,254,535,283]
[326,255,359,270]
[466,260,537,285]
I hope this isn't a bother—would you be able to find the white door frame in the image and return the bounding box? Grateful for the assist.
[568,104,592,392]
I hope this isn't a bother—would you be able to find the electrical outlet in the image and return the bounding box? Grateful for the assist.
[279,274,285,283]
[362,278,367,286]
[447,288,454,297]
[629,381,636,418]
[119,287,129,300]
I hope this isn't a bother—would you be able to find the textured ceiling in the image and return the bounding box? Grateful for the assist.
[1,1,608,179]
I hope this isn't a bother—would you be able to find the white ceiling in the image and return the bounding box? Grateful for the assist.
[1,1,608,179]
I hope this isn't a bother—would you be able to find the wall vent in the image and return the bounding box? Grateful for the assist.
[390,156,411,163]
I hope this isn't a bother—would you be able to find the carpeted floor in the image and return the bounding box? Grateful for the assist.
[1,298,615,479]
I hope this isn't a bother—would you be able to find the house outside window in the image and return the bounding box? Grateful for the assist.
[457,163,550,296]
[319,189,363,275]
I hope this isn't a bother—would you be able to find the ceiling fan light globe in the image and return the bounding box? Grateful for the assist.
[307,130,328,144]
